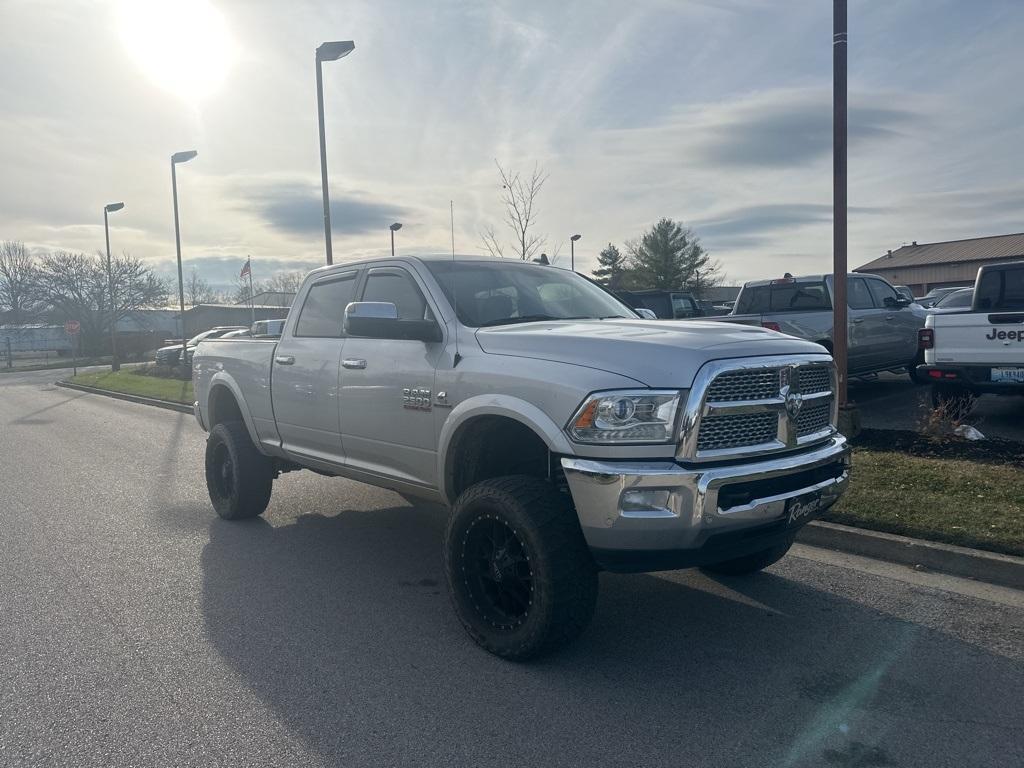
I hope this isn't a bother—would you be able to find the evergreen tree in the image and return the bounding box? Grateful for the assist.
[591,243,628,288]
[626,218,719,293]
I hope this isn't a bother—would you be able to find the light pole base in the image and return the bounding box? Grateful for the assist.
[837,403,862,439]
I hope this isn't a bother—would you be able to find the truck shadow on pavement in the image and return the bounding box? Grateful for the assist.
[199,502,1023,768]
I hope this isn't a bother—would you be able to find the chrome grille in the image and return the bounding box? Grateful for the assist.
[696,412,777,451]
[704,369,778,402]
[797,400,832,436]
[684,357,837,460]
[798,366,831,395]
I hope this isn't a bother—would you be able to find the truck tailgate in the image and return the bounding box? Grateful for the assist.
[929,311,1024,365]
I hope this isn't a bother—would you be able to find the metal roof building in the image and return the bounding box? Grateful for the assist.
[854,232,1024,296]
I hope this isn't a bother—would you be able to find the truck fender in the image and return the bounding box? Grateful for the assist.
[205,371,263,451]
[436,395,575,505]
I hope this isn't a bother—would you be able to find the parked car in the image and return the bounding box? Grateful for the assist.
[710,273,928,381]
[927,287,973,314]
[919,261,1024,410]
[918,286,967,308]
[193,255,851,660]
[615,289,704,319]
[154,326,247,366]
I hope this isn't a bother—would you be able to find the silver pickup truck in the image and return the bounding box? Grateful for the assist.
[717,273,927,381]
[193,255,851,659]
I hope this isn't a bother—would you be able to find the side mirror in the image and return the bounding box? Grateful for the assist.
[344,301,442,343]
[885,296,911,309]
[634,307,658,320]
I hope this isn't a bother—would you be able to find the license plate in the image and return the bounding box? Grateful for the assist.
[991,367,1024,383]
[786,492,823,526]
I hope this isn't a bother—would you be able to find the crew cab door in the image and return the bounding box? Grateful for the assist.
[845,277,886,372]
[866,276,918,367]
[271,269,359,465]
[339,265,445,488]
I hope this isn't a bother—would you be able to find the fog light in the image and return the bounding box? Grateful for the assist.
[621,489,672,515]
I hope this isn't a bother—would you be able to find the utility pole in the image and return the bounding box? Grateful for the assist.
[833,0,849,409]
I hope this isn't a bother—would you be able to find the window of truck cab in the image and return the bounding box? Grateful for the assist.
[294,272,359,337]
[976,267,1024,311]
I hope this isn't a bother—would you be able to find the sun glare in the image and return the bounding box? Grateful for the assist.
[117,0,236,102]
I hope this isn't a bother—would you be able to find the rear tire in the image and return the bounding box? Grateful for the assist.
[701,538,795,576]
[444,475,598,660]
[205,420,274,520]
[908,351,926,385]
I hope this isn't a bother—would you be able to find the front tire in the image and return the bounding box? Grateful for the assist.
[205,421,274,520]
[701,538,795,576]
[444,476,598,660]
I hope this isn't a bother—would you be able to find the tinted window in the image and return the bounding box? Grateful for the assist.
[671,294,696,317]
[848,278,874,310]
[976,268,1024,311]
[638,295,671,318]
[866,278,898,307]
[734,286,769,313]
[295,274,357,337]
[935,290,973,308]
[361,268,430,320]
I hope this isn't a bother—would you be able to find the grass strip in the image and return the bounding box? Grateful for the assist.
[68,369,193,405]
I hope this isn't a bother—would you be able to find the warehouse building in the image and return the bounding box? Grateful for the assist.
[854,232,1024,297]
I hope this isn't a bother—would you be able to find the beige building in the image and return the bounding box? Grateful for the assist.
[854,232,1024,297]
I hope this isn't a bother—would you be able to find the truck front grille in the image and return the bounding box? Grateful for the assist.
[681,357,837,461]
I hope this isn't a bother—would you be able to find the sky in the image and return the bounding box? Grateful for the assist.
[1,0,1023,291]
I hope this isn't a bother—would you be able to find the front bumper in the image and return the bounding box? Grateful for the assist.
[561,436,851,572]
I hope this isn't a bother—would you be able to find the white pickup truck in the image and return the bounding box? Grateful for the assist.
[192,255,851,659]
[919,260,1024,410]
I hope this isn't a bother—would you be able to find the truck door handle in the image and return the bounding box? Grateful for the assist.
[275,355,295,365]
[852,318,864,324]
[342,358,367,369]
[885,315,895,321]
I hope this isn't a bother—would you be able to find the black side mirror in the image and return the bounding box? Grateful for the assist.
[344,302,442,343]
[885,296,911,309]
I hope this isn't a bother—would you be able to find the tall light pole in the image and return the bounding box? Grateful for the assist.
[315,40,355,266]
[389,222,402,257]
[171,150,197,365]
[833,0,849,409]
[103,202,124,372]
[570,234,581,272]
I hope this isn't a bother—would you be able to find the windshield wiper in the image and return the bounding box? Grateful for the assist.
[478,314,589,327]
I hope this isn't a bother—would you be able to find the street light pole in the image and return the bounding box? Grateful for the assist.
[315,40,355,266]
[570,234,581,272]
[389,222,402,257]
[833,0,849,408]
[103,202,124,372]
[171,150,197,365]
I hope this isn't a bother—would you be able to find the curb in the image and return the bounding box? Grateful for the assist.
[56,380,193,414]
[798,520,1024,590]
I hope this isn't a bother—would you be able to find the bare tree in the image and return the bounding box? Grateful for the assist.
[185,268,214,307]
[265,270,305,294]
[0,240,38,324]
[33,251,169,354]
[479,161,549,260]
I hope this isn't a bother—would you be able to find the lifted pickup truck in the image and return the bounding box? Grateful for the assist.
[919,260,1024,410]
[193,256,850,659]
[715,273,927,381]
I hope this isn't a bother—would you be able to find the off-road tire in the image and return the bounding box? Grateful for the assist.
[908,351,927,385]
[701,538,795,576]
[931,384,976,414]
[444,475,598,661]
[205,420,274,520]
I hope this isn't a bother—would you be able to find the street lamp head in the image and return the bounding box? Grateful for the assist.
[389,222,403,232]
[570,234,581,242]
[317,40,355,62]
[105,202,125,213]
[172,150,198,164]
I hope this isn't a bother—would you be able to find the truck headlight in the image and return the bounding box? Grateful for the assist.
[567,390,685,444]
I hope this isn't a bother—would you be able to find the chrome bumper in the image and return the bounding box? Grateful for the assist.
[561,436,850,565]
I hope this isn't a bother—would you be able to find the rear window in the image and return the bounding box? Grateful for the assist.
[976,267,1024,311]
[735,282,831,313]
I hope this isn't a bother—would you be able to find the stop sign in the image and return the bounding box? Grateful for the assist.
[64,320,80,334]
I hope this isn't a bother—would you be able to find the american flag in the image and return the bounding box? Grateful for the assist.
[240,259,251,278]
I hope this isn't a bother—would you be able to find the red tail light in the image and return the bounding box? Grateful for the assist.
[762,321,782,332]
[918,328,934,350]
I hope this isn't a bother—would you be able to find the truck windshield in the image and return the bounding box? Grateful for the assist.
[976,268,1024,311]
[425,261,635,327]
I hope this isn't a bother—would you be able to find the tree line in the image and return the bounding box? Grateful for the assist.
[479,162,722,296]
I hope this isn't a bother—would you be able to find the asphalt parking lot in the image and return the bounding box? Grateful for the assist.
[850,372,1024,442]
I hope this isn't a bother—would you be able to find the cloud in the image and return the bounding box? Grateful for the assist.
[242,182,409,237]
[694,202,887,247]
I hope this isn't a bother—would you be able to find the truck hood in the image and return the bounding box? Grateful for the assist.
[475,319,825,387]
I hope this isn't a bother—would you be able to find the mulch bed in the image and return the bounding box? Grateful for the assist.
[852,428,1024,467]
